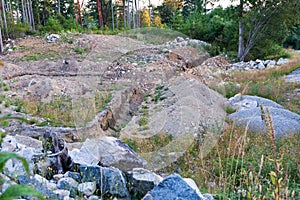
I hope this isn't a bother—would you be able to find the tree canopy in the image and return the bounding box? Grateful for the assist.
[0,0,299,59]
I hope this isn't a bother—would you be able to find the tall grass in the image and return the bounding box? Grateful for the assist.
[156,113,300,199]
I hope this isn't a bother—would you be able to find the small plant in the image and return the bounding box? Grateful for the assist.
[225,106,236,114]
[138,116,148,127]
[3,85,10,91]
[1,120,9,127]
[73,45,89,54]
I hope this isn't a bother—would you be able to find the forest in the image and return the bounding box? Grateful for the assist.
[0,0,299,61]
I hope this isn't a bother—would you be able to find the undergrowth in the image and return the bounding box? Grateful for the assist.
[157,111,300,199]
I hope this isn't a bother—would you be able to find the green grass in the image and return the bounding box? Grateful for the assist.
[122,133,173,153]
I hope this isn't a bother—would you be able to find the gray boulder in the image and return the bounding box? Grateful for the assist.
[142,174,206,200]
[18,175,60,199]
[69,136,146,172]
[277,58,289,65]
[78,182,97,196]
[227,94,300,137]
[57,177,79,197]
[126,168,162,198]
[79,165,130,199]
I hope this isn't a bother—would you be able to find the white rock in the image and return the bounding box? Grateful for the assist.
[78,182,96,196]
[183,178,206,199]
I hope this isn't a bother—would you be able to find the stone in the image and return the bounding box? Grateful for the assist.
[79,165,130,199]
[64,171,81,182]
[57,177,79,197]
[184,178,206,199]
[53,189,70,199]
[47,34,61,43]
[127,168,163,198]
[277,58,289,65]
[18,175,60,199]
[265,60,276,68]
[78,182,97,196]
[70,136,146,172]
[143,174,204,200]
[3,147,38,178]
[256,62,265,70]
[227,94,300,137]
[88,196,100,200]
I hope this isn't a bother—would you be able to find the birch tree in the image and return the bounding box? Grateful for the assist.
[237,0,300,61]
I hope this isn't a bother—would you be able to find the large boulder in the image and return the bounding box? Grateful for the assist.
[142,174,207,200]
[79,165,130,199]
[126,168,163,198]
[121,78,226,170]
[69,136,147,172]
[227,94,300,137]
[167,46,209,70]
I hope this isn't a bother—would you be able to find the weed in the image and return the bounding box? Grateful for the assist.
[1,120,9,127]
[225,106,236,114]
[138,116,148,127]
[4,100,11,108]
[3,85,10,91]
[73,45,89,54]
[122,133,173,153]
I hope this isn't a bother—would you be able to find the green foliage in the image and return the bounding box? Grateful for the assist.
[284,25,300,50]
[6,13,31,39]
[38,17,63,33]
[138,116,148,127]
[122,133,173,153]
[0,184,45,200]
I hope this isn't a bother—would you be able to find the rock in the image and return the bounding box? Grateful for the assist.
[79,165,130,199]
[265,60,276,68]
[143,174,204,200]
[183,178,206,199]
[227,94,300,137]
[53,189,71,199]
[47,34,61,43]
[57,177,79,197]
[121,78,226,171]
[70,136,146,172]
[256,62,265,70]
[127,168,163,198]
[227,94,282,110]
[3,146,39,178]
[78,182,97,196]
[167,46,209,70]
[88,196,100,200]
[18,175,60,199]
[277,58,289,65]
[286,68,300,83]
[64,171,81,182]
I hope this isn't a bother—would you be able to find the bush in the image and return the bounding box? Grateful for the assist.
[38,17,63,33]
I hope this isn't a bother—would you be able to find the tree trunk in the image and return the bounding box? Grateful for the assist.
[238,0,244,61]
[1,0,8,38]
[122,0,126,28]
[96,0,103,28]
[29,0,35,30]
[58,0,61,14]
[127,0,130,28]
[238,21,244,61]
[111,0,114,30]
[0,27,4,53]
[77,0,82,26]
[16,0,20,22]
